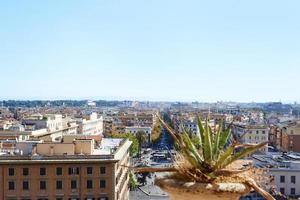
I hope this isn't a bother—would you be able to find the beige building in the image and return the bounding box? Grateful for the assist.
[231,122,269,153]
[0,137,131,200]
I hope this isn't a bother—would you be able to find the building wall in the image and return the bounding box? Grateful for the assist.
[232,125,269,153]
[0,139,132,200]
[23,114,63,132]
[287,135,300,152]
[114,146,130,200]
[281,126,300,153]
[0,162,115,200]
[270,169,300,197]
[36,143,75,156]
[78,114,103,136]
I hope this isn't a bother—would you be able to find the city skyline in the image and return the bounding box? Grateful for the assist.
[1,1,300,102]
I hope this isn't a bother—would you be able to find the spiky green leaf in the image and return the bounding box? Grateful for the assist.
[203,119,213,162]
[181,127,204,164]
[214,144,235,170]
[212,121,222,160]
[218,123,231,150]
[219,142,268,169]
[197,115,204,146]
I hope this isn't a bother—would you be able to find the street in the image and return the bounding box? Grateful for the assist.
[130,126,173,200]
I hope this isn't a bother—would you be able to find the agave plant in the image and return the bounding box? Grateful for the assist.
[162,116,267,178]
[134,115,274,200]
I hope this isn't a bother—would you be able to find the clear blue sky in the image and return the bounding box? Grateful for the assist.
[0,1,299,102]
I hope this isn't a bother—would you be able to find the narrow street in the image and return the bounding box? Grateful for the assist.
[130,118,173,200]
[152,125,173,151]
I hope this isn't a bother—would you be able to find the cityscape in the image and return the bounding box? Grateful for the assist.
[0,100,300,199]
[1,1,300,200]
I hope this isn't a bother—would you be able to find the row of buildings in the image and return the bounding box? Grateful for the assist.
[169,110,269,154]
[269,120,300,153]
[0,111,131,200]
[0,112,103,141]
[103,111,158,143]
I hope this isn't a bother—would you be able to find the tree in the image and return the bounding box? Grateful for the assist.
[136,131,147,157]
[129,171,137,190]
[151,120,162,142]
[110,133,139,156]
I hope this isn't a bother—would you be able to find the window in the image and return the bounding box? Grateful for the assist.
[56,198,63,200]
[256,130,259,134]
[8,168,14,176]
[23,168,29,176]
[262,130,265,134]
[99,198,108,200]
[280,176,285,183]
[56,180,62,190]
[291,188,296,195]
[291,175,296,184]
[69,167,79,175]
[87,180,93,189]
[8,181,15,190]
[40,167,46,176]
[87,167,93,175]
[23,181,29,190]
[100,167,106,174]
[100,180,106,188]
[71,180,77,189]
[280,175,285,183]
[40,181,46,190]
[280,188,285,195]
[56,167,62,176]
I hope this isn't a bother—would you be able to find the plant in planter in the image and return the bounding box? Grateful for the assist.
[134,116,275,200]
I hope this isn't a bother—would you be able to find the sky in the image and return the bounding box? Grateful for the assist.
[0,0,299,102]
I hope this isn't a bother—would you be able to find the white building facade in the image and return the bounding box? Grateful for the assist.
[253,153,300,198]
[77,113,103,135]
[125,126,152,142]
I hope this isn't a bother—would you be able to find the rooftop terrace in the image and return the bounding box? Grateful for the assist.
[0,137,130,163]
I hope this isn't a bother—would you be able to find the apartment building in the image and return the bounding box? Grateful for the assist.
[253,153,300,198]
[231,122,269,153]
[76,113,103,136]
[117,112,157,128]
[280,121,300,153]
[103,117,113,136]
[125,126,152,142]
[0,137,131,200]
[23,114,63,132]
[268,125,282,149]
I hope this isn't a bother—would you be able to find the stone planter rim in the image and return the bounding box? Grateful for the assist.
[155,177,251,200]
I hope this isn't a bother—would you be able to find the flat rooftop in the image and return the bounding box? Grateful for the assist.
[0,138,130,163]
[253,152,300,170]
